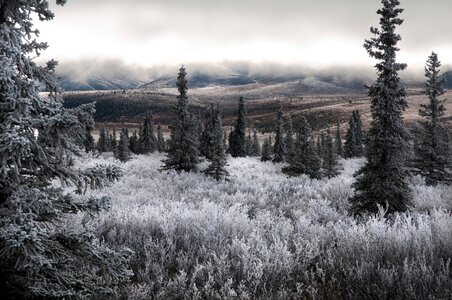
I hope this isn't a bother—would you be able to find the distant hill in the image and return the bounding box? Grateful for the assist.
[58,76,145,91]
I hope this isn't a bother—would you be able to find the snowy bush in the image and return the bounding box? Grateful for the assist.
[73,153,452,299]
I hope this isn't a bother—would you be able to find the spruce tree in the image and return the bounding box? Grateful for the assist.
[200,105,216,159]
[97,126,110,152]
[245,130,253,156]
[335,120,343,157]
[161,65,200,172]
[129,130,139,154]
[250,130,261,156]
[110,129,118,153]
[344,111,364,158]
[83,126,96,153]
[285,114,295,154]
[413,52,452,185]
[204,105,229,181]
[283,117,321,179]
[261,136,273,162]
[273,106,287,163]
[157,124,166,152]
[350,0,412,215]
[115,126,131,162]
[322,128,339,178]
[229,97,247,157]
[0,2,131,298]
[138,112,157,154]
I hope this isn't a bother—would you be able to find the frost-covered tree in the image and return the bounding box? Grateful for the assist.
[273,106,286,163]
[335,120,343,157]
[261,136,273,162]
[413,52,452,185]
[0,1,131,298]
[138,112,157,154]
[322,128,339,178]
[283,117,321,179]
[350,0,412,216]
[249,130,261,156]
[157,124,166,152]
[285,114,295,154]
[229,97,247,157]
[200,105,217,159]
[161,66,200,172]
[129,130,139,154]
[97,126,110,152]
[116,126,131,162]
[344,111,364,158]
[83,126,96,153]
[204,105,229,181]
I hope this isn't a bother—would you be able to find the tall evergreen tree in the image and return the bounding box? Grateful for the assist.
[249,130,261,156]
[97,126,110,152]
[157,124,166,152]
[344,111,364,158]
[350,0,412,215]
[335,120,343,157]
[129,130,139,154]
[261,136,273,162]
[138,112,157,154]
[413,52,452,185]
[322,128,339,178]
[229,97,247,157]
[283,118,321,178]
[200,105,217,159]
[0,2,131,298]
[285,114,295,154]
[161,66,200,172]
[283,117,321,179]
[115,126,131,162]
[273,106,287,163]
[245,130,253,156]
[83,126,96,153]
[204,105,229,181]
[110,129,117,153]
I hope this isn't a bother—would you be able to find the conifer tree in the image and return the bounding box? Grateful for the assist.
[322,128,339,178]
[283,117,321,179]
[161,66,200,172]
[413,52,452,185]
[245,130,253,156]
[261,136,273,162]
[0,2,131,298]
[350,0,412,215]
[138,112,157,154]
[204,105,229,181]
[285,114,295,154]
[97,126,110,152]
[335,120,343,157]
[223,130,228,153]
[115,126,131,162]
[129,130,139,154]
[229,97,247,157]
[316,136,322,156]
[344,111,364,158]
[250,130,261,156]
[157,124,166,152]
[273,106,287,163]
[83,126,96,153]
[200,105,216,159]
[110,129,118,153]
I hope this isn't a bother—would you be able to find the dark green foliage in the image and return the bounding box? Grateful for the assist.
[229,97,247,157]
[83,126,96,153]
[344,111,364,158]
[110,129,118,153]
[322,128,339,178]
[261,136,273,162]
[283,117,321,179]
[115,127,131,162]
[350,0,412,216]
[285,114,295,154]
[204,105,229,181]
[335,121,343,157]
[129,130,139,154]
[138,113,157,154]
[413,52,452,185]
[0,2,132,298]
[200,105,217,159]
[157,124,166,152]
[273,106,287,163]
[97,127,111,152]
[161,66,200,172]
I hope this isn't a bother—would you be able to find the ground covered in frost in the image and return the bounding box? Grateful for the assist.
[71,153,452,299]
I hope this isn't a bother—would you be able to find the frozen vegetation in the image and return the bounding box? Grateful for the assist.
[72,153,452,299]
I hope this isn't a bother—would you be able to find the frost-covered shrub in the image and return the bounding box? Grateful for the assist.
[75,153,452,299]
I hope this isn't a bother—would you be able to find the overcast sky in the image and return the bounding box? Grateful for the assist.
[38,0,452,78]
